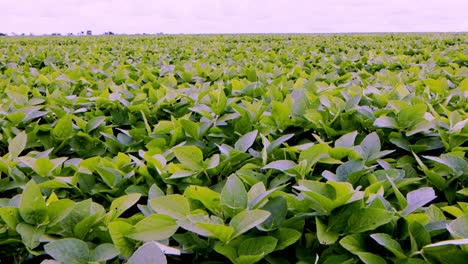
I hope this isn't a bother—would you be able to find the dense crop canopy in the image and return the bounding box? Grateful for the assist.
[0,34,467,263]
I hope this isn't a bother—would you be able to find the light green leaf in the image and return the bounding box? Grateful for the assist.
[348,208,394,233]
[447,215,468,239]
[184,186,222,215]
[16,223,45,249]
[173,145,204,170]
[8,131,27,159]
[128,241,167,264]
[220,175,248,210]
[89,244,119,262]
[127,214,178,242]
[19,180,47,225]
[235,130,258,153]
[44,238,89,263]
[108,193,141,220]
[52,114,74,139]
[230,209,270,238]
[150,194,190,220]
[316,217,339,245]
[237,236,277,258]
[108,221,135,258]
[197,223,235,243]
[401,187,436,216]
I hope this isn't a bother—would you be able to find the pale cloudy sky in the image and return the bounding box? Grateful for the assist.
[1,0,467,35]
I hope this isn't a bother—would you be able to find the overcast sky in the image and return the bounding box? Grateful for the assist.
[1,0,467,35]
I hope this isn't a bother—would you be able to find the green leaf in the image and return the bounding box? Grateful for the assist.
[19,180,47,225]
[347,208,394,233]
[86,116,106,133]
[359,132,381,160]
[52,114,74,139]
[16,223,45,249]
[316,217,339,245]
[235,130,258,152]
[370,233,406,258]
[230,209,270,238]
[401,187,436,216]
[8,131,27,159]
[221,174,248,210]
[184,185,222,215]
[374,116,398,128]
[335,131,358,148]
[197,223,235,243]
[128,241,167,264]
[258,196,287,231]
[0,207,20,230]
[108,221,135,258]
[35,157,55,176]
[44,238,89,264]
[398,104,427,129]
[150,194,190,220]
[237,236,277,258]
[271,228,302,250]
[89,244,119,262]
[127,214,178,242]
[409,221,431,252]
[108,193,141,219]
[47,199,75,226]
[173,145,204,170]
[340,234,388,264]
[262,160,296,172]
[422,239,468,264]
[447,215,468,239]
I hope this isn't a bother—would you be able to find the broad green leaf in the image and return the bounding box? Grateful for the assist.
[316,217,339,245]
[374,116,398,128]
[340,234,387,264]
[89,243,119,263]
[173,145,204,170]
[298,143,330,166]
[47,199,75,226]
[235,130,258,152]
[128,241,167,264]
[447,215,468,239]
[409,221,431,252]
[127,214,178,242]
[348,208,394,233]
[401,187,436,216]
[52,114,74,139]
[8,131,27,159]
[370,233,406,258]
[271,228,302,250]
[230,209,270,238]
[184,185,222,215]
[258,196,287,231]
[422,240,468,264]
[0,207,20,230]
[237,236,277,258]
[150,194,190,220]
[44,238,89,263]
[214,243,238,263]
[19,180,47,225]
[359,132,381,160]
[86,116,106,133]
[335,131,358,148]
[108,221,135,258]
[16,223,45,249]
[262,160,296,171]
[220,175,248,210]
[197,223,235,243]
[108,193,141,219]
